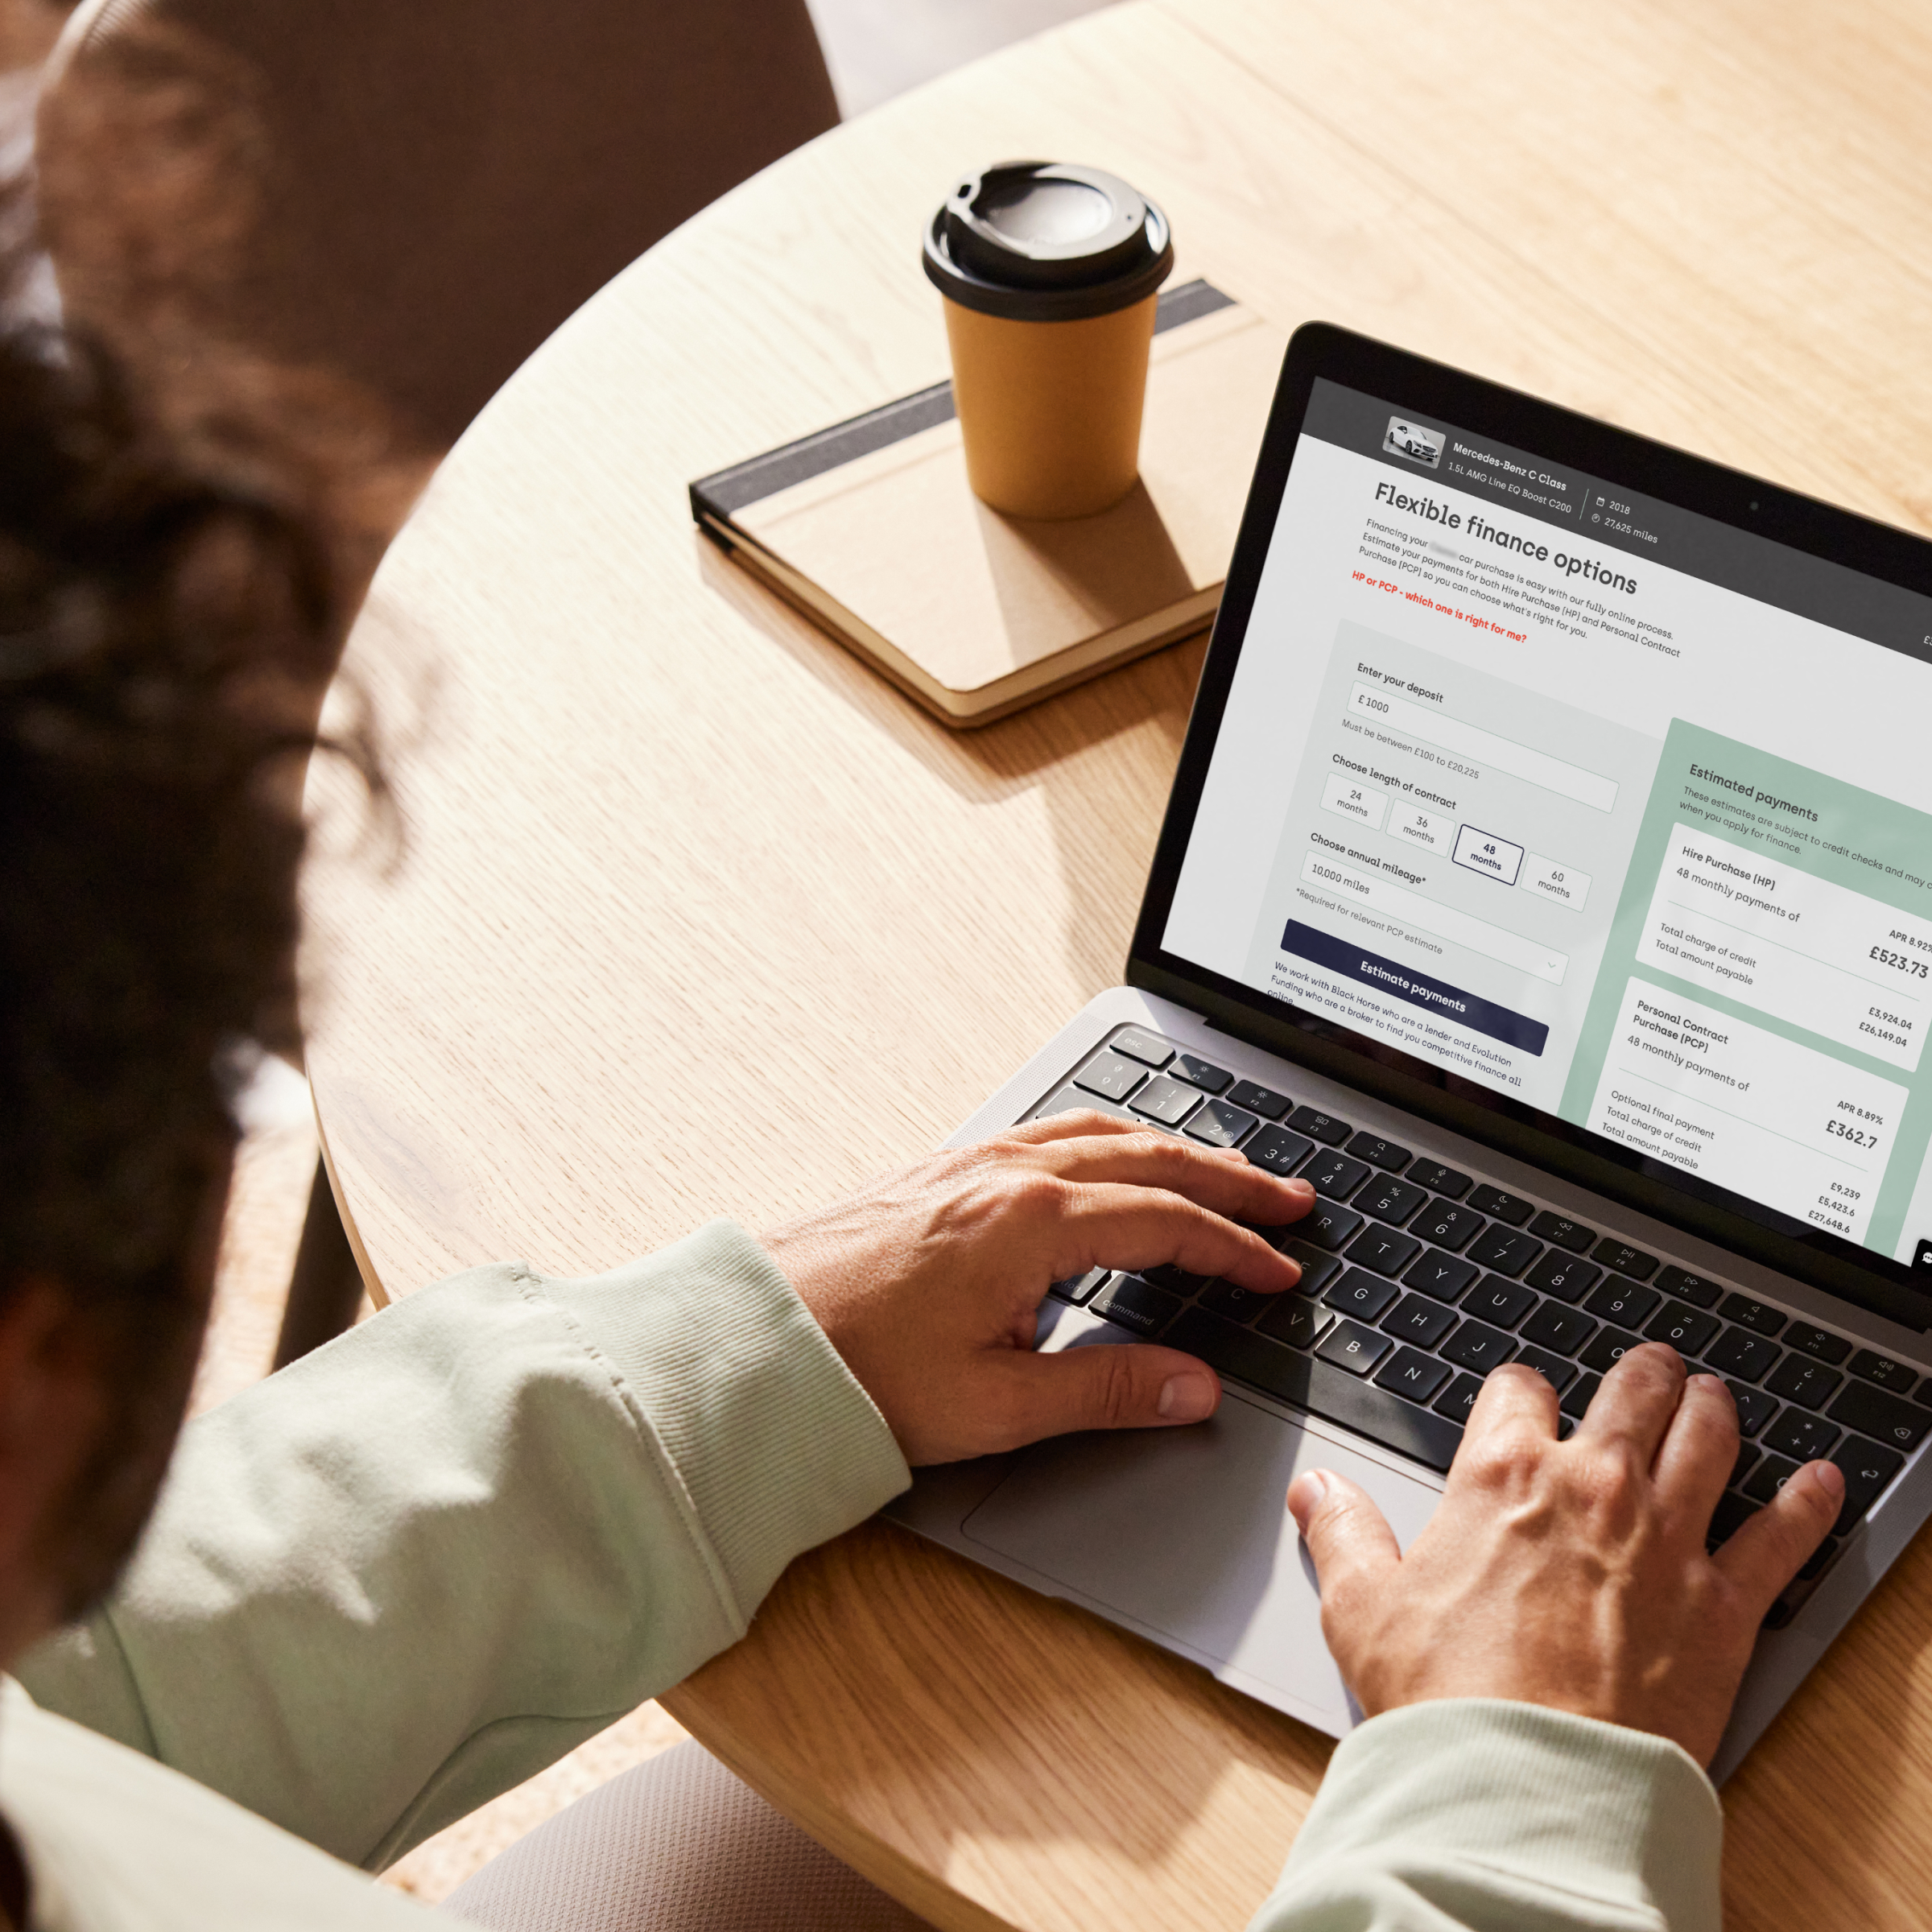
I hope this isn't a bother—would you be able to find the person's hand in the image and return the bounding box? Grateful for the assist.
[1286,1344,1843,1765]
[764,1110,1315,1464]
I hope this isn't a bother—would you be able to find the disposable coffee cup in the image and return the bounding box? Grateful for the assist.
[923,161,1174,521]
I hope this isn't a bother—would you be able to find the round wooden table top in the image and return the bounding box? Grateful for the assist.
[303,2,1932,1926]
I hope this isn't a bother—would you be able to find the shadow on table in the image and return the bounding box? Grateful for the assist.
[1719,1530,1930,1930]
[694,533,1204,1000]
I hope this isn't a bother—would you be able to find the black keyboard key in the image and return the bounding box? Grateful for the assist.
[1580,1325,1643,1373]
[1560,1372,1601,1419]
[1764,1409,1841,1463]
[1047,1267,1108,1306]
[1226,1079,1290,1121]
[1728,1381,1778,1437]
[1034,1084,1136,1124]
[1199,1279,1278,1323]
[1316,1319,1393,1377]
[1524,1253,1602,1305]
[1142,1263,1211,1296]
[1245,1125,1315,1179]
[1830,1435,1905,1534]
[1110,1027,1174,1067]
[1441,1319,1516,1372]
[1299,1199,1365,1252]
[1464,1278,1537,1329]
[1167,1308,1464,1471]
[1766,1356,1843,1411]
[1718,1294,1785,1338]
[1358,1176,1429,1226]
[1591,1238,1657,1280]
[1644,1304,1719,1357]
[1583,1276,1660,1327]
[1710,1492,1760,1543]
[1092,1274,1181,1337]
[1256,1296,1333,1350]
[1849,1350,1919,1396]
[1466,1227,1542,1277]
[1072,1049,1147,1102]
[1185,1099,1258,1149]
[1513,1345,1577,1392]
[1288,1106,1352,1146]
[1346,1132,1412,1172]
[1656,1265,1723,1309]
[1521,1301,1598,1356]
[1826,1381,1932,1451]
[1703,1327,1780,1382]
[1409,1161,1472,1199]
[1374,1348,1452,1405]
[1468,1185,1534,1226]
[1344,1224,1423,1279]
[1171,1053,1232,1094]
[1323,1268,1402,1323]
[1433,1372,1487,1423]
[1305,1150,1373,1200]
[1410,1201,1484,1251]
[1278,1239,1343,1295]
[1785,1323,1851,1365]
[1730,1443,1761,1489]
[1799,1536,1840,1580]
[1402,1249,1480,1302]
[1744,1454,1799,1503]
[1381,1292,1458,1350]
[1128,1075,1199,1127]
[1529,1210,1595,1253]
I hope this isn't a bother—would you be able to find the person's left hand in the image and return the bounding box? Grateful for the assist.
[764,1109,1315,1463]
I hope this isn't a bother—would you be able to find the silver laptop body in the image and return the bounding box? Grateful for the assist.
[887,324,1932,1781]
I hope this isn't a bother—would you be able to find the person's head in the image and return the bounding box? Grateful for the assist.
[0,280,345,1662]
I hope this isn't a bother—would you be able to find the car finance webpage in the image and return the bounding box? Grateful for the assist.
[1165,378,1932,1270]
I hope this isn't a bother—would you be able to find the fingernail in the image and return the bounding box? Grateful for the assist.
[1158,1373,1217,1422]
[1814,1459,1846,1501]
[1287,1471,1327,1528]
[1288,1178,1315,1198]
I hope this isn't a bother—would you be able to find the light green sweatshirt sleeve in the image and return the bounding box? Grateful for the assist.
[14,1220,910,1873]
[1252,1700,1722,1932]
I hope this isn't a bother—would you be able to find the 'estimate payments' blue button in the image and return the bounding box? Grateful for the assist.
[1282,921,1550,1056]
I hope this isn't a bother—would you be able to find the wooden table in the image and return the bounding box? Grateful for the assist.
[302,2,1932,1925]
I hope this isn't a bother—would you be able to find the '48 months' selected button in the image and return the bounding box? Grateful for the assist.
[1453,824,1524,886]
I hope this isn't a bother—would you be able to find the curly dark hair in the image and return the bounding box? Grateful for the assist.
[0,296,345,1318]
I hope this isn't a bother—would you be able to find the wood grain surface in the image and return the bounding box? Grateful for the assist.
[302,2,1932,1925]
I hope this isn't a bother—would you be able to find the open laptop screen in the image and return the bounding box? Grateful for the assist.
[1138,326,1932,1322]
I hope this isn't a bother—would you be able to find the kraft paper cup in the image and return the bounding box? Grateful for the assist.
[923,162,1174,521]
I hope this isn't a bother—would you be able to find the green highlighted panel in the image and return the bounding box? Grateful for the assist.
[1561,722,1932,1261]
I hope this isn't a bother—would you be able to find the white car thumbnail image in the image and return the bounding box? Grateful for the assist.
[1383,416,1445,468]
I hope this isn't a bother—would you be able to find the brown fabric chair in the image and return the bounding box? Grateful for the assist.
[34,0,841,1364]
[36,0,840,453]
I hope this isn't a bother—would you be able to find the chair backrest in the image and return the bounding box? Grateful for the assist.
[37,0,840,452]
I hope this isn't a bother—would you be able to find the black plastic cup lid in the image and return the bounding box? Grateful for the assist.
[923,161,1174,323]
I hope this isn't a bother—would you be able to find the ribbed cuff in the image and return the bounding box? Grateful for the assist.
[1280,1700,1721,1930]
[542,1220,910,1620]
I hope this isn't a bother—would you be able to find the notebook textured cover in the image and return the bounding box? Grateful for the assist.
[691,280,1287,726]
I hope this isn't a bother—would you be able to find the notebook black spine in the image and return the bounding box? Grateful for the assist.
[689,279,1235,531]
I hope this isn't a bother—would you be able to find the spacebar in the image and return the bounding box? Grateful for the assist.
[1167,1308,1464,1474]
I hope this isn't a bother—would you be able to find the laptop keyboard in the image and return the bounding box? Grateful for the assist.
[1036,1025,1927,1628]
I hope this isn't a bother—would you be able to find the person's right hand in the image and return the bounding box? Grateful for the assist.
[1286,1342,1843,1765]
[765,1109,1314,1465]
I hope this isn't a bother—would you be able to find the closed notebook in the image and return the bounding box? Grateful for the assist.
[689,280,1286,727]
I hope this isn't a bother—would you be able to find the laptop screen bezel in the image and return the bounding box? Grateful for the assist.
[1127,320,1932,1334]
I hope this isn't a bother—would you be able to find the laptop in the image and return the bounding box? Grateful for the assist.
[887,320,1932,1782]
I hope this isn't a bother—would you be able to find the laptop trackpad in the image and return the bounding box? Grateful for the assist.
[960,1390,1443,1722]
